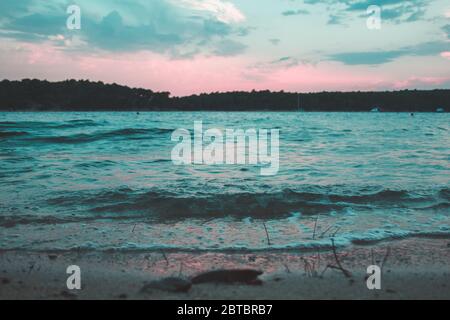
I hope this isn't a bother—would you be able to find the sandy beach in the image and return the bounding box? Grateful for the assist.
[1,237,449,300]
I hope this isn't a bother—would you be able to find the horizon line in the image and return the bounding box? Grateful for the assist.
[2,78,450,98]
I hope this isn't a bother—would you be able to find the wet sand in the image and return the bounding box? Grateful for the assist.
[0,238,449,300]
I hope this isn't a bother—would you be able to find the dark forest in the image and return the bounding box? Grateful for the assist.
[1,79,448,112]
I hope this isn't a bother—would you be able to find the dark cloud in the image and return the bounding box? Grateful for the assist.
[4,13,67,39]
[304,0,430,24]
[80,11,183,52]
[359,1,428,23]
[329,41,449,65]
[282,9,309,16]
[269,56,301,68]
[346,0,410,11]
[277,56,291,62]
[327,14,344,25]
[329,50,404,65]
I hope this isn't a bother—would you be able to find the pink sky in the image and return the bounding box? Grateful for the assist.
[2,42,449,96]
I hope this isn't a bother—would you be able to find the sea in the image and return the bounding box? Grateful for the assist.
[0,112,449,252]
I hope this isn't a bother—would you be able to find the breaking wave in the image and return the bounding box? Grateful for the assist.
[42,187,450,220]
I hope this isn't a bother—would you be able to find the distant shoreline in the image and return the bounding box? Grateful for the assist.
[1,79,449,112]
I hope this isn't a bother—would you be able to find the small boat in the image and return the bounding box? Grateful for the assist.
[436,107,444,113]
[370,107,380,112]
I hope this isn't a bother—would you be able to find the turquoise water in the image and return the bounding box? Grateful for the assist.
[0,112,449,252]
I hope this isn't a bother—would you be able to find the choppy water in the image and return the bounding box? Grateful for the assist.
[0,112,449,252]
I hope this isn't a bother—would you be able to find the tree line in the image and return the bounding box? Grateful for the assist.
[0,79,448,112]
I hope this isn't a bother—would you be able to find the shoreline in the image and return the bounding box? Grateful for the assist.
[1,238,449,300]
[1,80,449,112]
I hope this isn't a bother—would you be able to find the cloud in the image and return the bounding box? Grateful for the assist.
[327,14,345,25]
[202,18,232,37]
[3,13,66,40]
[281,9,309,16]
[0,0,248,57]
[329,41,450,65]
[440,52,450,60]
[0,0,34,18]
[269,38,280,46]
[247,56,307,75]
[329,50,404,65]
[359,2,428,23]
[443,24,450,39]
[346,0,417,11]
[305,0,430,24]
[393,76,450,89]
[176,0,245,23]
[212,39,246,56]
[80,10,184,52]
[411,41,450,56]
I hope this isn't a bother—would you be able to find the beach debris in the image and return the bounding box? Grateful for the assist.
[178,262,184,277]
[272,277,283,282]
[283,263,291,274]
[60,290,77,299]
[318,223,334,238]
[386,288,396,294]
[312,215,320,239]
[263,222,271,246]
[380,247,391,271]
[302,256,321,278]
[327,239,352,278]
[367,247,391,274]
[191,269,263,285]
[141,277,192,293]
[161,251,169,266]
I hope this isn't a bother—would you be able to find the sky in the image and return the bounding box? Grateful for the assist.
[0,0,449,96]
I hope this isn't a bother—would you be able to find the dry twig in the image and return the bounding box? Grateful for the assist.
[263,222,271,246]
[330,238,352,278]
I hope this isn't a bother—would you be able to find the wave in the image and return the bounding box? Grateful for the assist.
[0,120,100,129]
[328,189,411,203]
[107,231,450,252]
[24,128,173,144]
[414,202,450,211]
[0,131,28,138]
[3,231,449,253]
[89,192,345,218]
[350,231,450,245]
[45,187,450,220]
[439,188,450,200]
[0,214,148,228]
